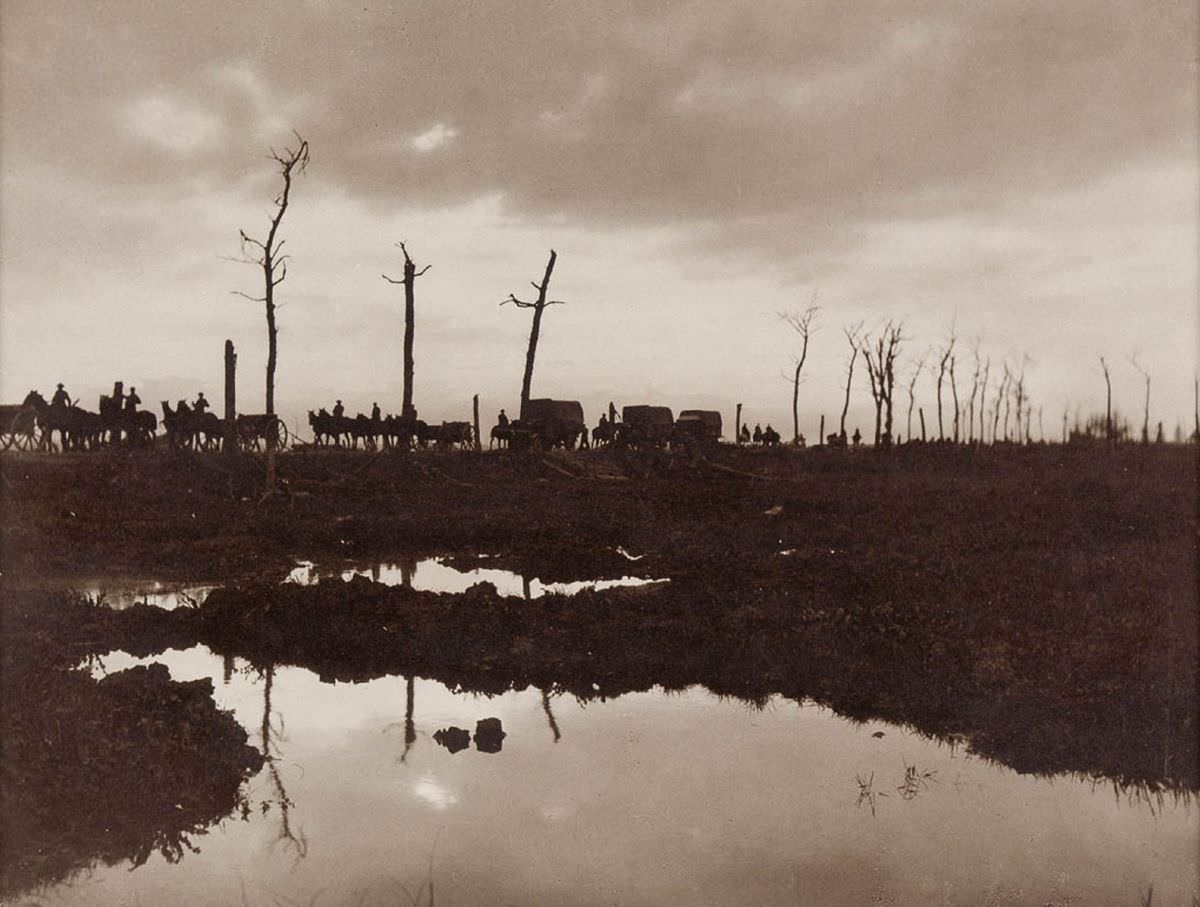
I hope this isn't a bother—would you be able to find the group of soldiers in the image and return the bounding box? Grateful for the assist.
[48,382,212,420]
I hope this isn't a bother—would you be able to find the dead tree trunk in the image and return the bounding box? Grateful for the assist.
[504,251,562,420]
[1100,356,1113,442]
[839,322,863,441]
[235,133,309,491]
[736,403,743,444]
[780,304,818,446]
[382,242,431,421]
[472,394,481,451]
[224,339,237,457]
[1129,356,1150,444]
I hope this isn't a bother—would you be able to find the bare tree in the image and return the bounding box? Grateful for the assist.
[935,327,956,442]
[965,340,982,444]
[862,322,903,447]
[382,242,432,422]
[235,134,310,422]
[780,304,818,445]
[949,353,961,443]
[992,363,1009,444]
[905,352,927,444]
[1128,354,1150,444]
[976,355,991,445]
[234,133,309,489]
[838,321,864,442]
[1100,356,1113,442]
[503,250,563,418]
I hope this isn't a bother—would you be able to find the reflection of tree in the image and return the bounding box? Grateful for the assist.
[259,664,307,859]
[402,675,417,762]
[542,687,561,743]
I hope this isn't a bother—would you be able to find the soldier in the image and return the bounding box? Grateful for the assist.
[51,383,70,408]
[371,402,381,422]
[739,424,750,445]
[498,408,510,428]
[852,427,862,447]
[333,400,345,419]
[194,392,210,415]
[124,386,141,413]
[753,423,763,445]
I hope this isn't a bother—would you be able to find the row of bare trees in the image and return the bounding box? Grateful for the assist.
[781,307,1193,448]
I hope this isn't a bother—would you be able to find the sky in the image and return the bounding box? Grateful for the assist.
[1,0,1196,441]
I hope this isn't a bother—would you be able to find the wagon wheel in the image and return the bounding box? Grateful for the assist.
[270,417,290,450]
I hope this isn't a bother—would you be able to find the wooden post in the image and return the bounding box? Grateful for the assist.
[224,340,237,456]
[919,407,927,443]
[473,394,481,452]
[735,403,742,445]
[819,414,825,447]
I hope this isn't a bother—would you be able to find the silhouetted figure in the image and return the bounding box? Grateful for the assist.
[194,392,210,415]
[739,424,750,444]
[797,433,806,448]
[333,400,345,419]
[111,381,125,409]
[497,409,509,428]
[852,427,862,447]
[753,424,763,445]
[433,726,471,754]
[176,399,192,417]
[763,424,780,446]
[371,402,381,422]
[474,717,506,754]
[51,383,70,408]
[124,387,140,413]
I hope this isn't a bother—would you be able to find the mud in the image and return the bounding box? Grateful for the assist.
[2,444,1197,808]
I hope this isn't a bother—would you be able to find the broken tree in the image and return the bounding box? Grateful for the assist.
[382,242,432,421]
[503,250,563,419]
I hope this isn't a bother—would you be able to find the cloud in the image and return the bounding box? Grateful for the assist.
[410,123,458,153]
[123,93,224,153]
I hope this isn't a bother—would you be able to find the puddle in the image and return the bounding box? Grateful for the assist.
[9,577,219,611]
[285,557,668,599]
[44,647,1198,907]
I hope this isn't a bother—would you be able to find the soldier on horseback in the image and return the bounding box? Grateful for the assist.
[125,386,141,414]
[498,409,509,429]
[194,392,210,415]
[333,400,345,419]
[51,383,70,408]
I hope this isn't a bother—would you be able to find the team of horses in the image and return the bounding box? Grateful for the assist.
[307,409,473,450]
[6,391,158,451]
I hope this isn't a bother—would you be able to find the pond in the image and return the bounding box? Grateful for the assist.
[19,645,1194,907]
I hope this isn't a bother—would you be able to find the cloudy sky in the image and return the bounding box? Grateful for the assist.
[2,1,1196,439]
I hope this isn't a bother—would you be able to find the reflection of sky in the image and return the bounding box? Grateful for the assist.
[286,557,668,599]
[66,648,1198,907]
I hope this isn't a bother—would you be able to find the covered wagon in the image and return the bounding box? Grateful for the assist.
[618,405,674,448]
[672,409,722,450]
[512,398,587,449]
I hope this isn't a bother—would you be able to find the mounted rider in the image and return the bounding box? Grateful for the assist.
[194,392,210,415]
[333,400,345,419]
[51,383,70,408]
[371,402,382,422]
[124,386,141,414]
[497,409,509,429]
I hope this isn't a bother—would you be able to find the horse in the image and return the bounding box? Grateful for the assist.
[489,423,511,449]
[26,391,100,451]
[308,409,345,446]
[591,420,617,448]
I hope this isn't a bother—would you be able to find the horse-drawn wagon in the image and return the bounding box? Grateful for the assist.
[0,402,40,451]
[618,405,674,448]
[672,409,722,451]
[511,399,586,450]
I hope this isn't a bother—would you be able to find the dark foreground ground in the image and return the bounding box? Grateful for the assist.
[1,443,1197,895]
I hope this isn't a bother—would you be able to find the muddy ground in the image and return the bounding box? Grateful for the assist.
[2,444,1197,840]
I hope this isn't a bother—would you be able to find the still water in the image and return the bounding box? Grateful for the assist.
[26,644,1197,907]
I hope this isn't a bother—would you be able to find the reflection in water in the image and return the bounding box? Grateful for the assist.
[285,557,668,599]
[433,727,470,754]
[0,662,262,900]
[259,665,307,860]
[22,658,1198,907]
